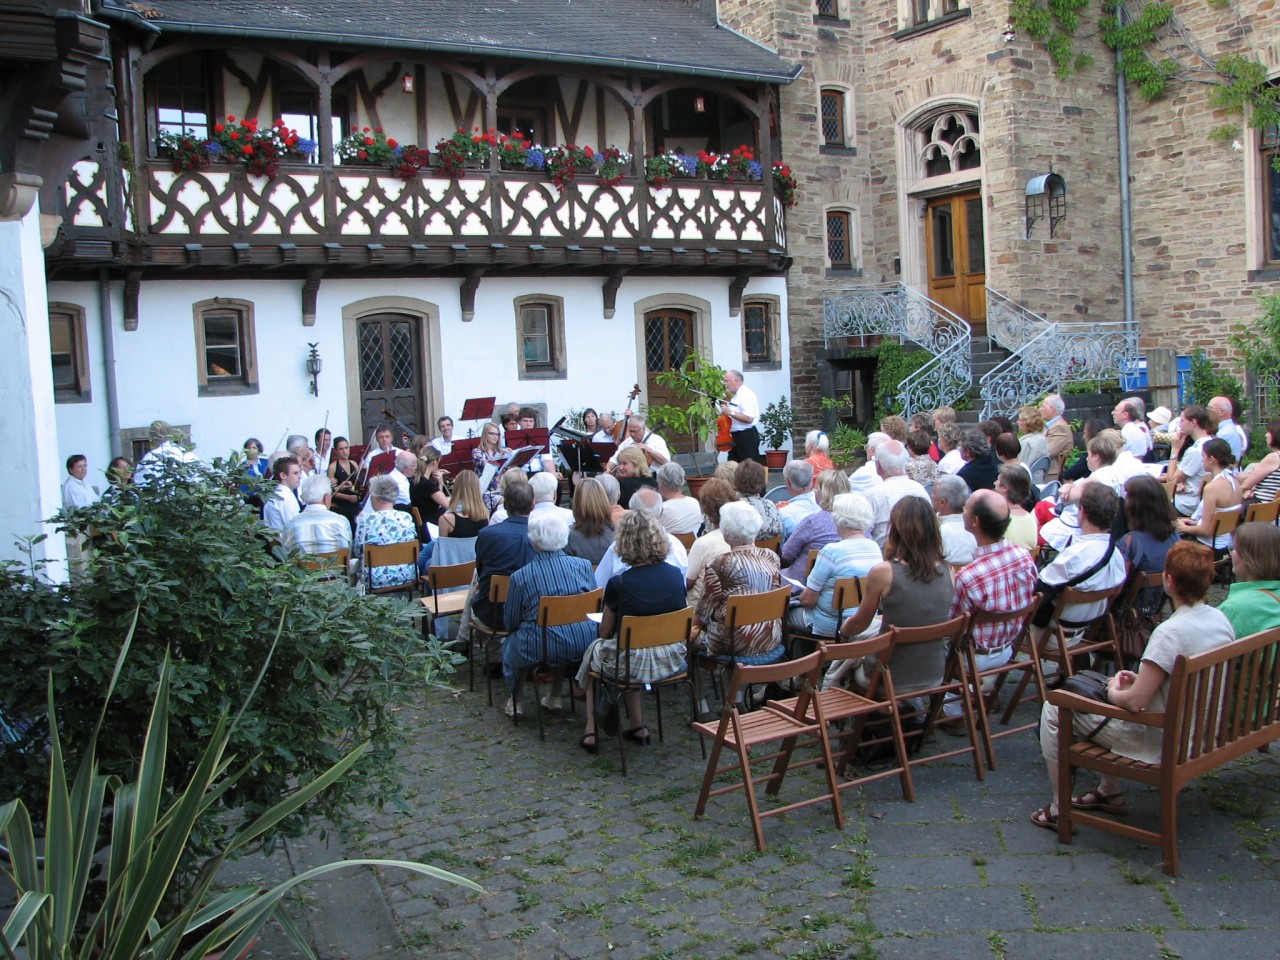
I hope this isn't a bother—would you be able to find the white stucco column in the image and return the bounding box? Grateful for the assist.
[0,198,68,575]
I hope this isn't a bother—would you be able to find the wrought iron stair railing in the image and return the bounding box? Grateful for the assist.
[823,283,971,418]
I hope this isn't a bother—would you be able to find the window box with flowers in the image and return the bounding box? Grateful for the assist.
[595,146,632,188]
[496,132,531,170]
[336,127,429,180]
[644,151,699,188]
[433,129,493,178]
[699,146,763,183]
[155,117,314,180]
[543,144,595,190]
[773,162,799,208]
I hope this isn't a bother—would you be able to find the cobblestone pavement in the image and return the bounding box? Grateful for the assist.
[254,669,1280,960]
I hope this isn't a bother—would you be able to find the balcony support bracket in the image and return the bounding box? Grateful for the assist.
[460,268,486,322]
[123,270,142,331]
[728,270,756,318]
[302,268,324,327]
[602,268,630,320]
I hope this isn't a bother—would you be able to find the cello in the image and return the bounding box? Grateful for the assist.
[612,384,642,442]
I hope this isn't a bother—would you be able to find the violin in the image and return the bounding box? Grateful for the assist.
[613,384,641,442]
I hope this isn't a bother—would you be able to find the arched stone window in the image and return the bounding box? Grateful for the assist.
[918,110,981,179]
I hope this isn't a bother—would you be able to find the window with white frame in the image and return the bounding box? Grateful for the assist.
[193,298,258,396]
[515,296,566,379]
[151,53,213,145]
[905,0,964,28]
[820,89,847,147]
[49,302,90,403]
[826,210,855,270]
[742,297,780,370]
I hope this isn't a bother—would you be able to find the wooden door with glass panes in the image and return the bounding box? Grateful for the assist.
[643,309,695,450]
[925,191,986,334]
[357,313,424,442]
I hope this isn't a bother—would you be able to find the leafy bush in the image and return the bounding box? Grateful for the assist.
[0,456,455,857]
[1183,349,1246,413]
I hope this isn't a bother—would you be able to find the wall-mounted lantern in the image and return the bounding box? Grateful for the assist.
[1025,170,1067,239]
[402,73,414,93]
[306,342,322,396]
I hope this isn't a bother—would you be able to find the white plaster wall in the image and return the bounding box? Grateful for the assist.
[47,281,112,491]
[47,272,791,466]
[0,203,69,570]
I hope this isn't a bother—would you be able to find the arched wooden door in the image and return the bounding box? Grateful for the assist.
[357,313,424,441]
[925,191,986,334]
[643,308,695,447]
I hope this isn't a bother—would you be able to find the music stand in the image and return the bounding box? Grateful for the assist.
[442,437,479,477]
[502,428,549,452]
[560,440,606,475]
[460,396,496,437]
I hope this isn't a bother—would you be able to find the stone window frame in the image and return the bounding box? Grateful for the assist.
[819,87,849,148]
[49,301,91,404]
[814,0,840,18]
[193,297,259,397]
[825,207,857,272]
[514,294,567,380]
[895,0,968,34]
[741,295,782,372]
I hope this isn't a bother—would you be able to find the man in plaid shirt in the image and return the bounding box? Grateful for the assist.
[950,489,1037,672]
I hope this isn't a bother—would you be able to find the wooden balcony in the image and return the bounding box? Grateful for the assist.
[53,159,788,276]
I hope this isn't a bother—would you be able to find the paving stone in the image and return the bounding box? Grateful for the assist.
[868,852,981,888]
[873,932,994,959]
[1164,928,1280,959]
[869,886,1035,933]
[867,819,1004,856]
[1032,882,1178,929]
[997,931,1165,960]
[1163,880,1279,928]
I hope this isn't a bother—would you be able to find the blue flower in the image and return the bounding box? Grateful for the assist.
[296,138,318,155]
[677,155,699,177]
[205,141,223,155]
[526,147,546,171]
[746,160,763,181]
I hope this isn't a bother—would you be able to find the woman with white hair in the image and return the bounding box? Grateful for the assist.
[502,513,597,717]
[780,468,850,584]
[694,501,784,660]
[802,429,835,476]
[787,492,882,636]
[353,474,418,592]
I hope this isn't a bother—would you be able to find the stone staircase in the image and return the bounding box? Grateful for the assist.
[956,335,1010,425]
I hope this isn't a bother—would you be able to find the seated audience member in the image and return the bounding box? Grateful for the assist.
[1117,475,1179,617]
[949,489,1038,675]
[879,415,909,443]
[595,471,626,526]
[61,454,99,509]
[262,455,303,532]
[284,474,353,556]
[995,432,1029,478]
[778,459,818,541]
[529,470,574,526]
[934,473,976,566]
[594,487,688,588]
[1017,406,1050,481]
[501,513,597,719]
[867,439,930,546]
[353,475,418,592]
[656,461,703,535]
[613,446,659,506]
[693,501,784,663]
[733,458,783,540]
[566,477,616,565]
[1220,522,1280,637]
[576,510,689,752]
[957,428,1000,492]
[1059,417,1109,484]
[685,479,739,608]
[244,438,270,479]
[910,412,939,461]
[1113,396,1153,460]
[788,492,881,637]
[849,432,888,495]
[1032,541,1234,830]
[803,429,835,476]
[1041,393,1073,481]
[1170,405,1213,517]
[937,423,965,476]
[1032,483,1127,652]
[1175,437,1241,554]
[905,429,938,487]
[713,461,739,485]
[836,497,954,693]
[996,465,1037,550]
[437,470,490,539]
[1238,420,1280,504]
[408,441,449,533]
[1207,395,1244,462]
[781,468,850,583]
[473,479,536,632]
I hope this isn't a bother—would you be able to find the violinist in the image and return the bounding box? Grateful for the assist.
[592,414,616,444]
[721,369,763,464]
[606,415,671,470]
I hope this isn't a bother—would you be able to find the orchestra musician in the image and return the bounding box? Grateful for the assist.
[721,369,763,464]
[474,422,512,511]
[606,414,671,470]
[592,413,616,443]
[327,436,361,532]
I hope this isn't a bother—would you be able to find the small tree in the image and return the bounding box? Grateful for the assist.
[1183,348,1246,413]
[647,351,727,465]
[1231,294,1280,419]
[759,395,794,450]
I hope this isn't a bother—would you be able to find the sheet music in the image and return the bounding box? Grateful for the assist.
[478,462,498,492]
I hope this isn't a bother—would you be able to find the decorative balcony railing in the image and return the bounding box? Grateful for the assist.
[980,288,1138,419]
[823,283,971,417]
[59,160,785,260]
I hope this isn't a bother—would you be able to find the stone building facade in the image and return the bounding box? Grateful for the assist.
[720,0,1279,429]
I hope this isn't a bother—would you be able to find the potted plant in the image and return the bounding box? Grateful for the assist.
[0,631,480,960]
[207,115,314,179]
[433,129,492,177]
[496,131,530,170]
[759,395,793,469]
[156,129,213,173]
[595,146,631,187]
[772,161,799,208]
[647,351,726,477]
[643,150,698,188]
[543,144,594,190]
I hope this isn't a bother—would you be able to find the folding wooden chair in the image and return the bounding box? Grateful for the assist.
[692,650,844,851]
[952,597,1043,770]
[592,605,695,775]
[768,631,915,802]
[672,531,697,551]
[420,558,476,649]
[694,585,791,723]
[754,534,782,556]
[363,541,420,599]
[469,574,511,706]
[525,588,605,740]
[296,548,350,581]
[1245,499,1280,525]
[411,506,426,539]
[1209,510,1242,582]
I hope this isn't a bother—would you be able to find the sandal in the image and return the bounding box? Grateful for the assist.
[578,733,598,755]
[622,726,651,746]
[539,696,564,715]
[1030,805,1060,831]
[1071,789,1128,815]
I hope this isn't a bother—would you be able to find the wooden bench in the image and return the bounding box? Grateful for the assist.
[1051,626,1280,875]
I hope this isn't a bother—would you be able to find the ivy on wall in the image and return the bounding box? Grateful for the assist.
[1010,0,1280,161]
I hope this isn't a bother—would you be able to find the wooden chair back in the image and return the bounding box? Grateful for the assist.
[890,613,970,652]
[411,506,426,537]
[831,576,865,613]
[1161,474,1178,502]
[805,548,820,576]
[725,585,791,633]
[488,573,511,604]
[1209,509,1242,540]
[619,605,695,654]
[754,534,782,556]
[426,559,475,592]
[1244,499,1280,525]
[365,541,418,571]
[537,588,605,629]
[673,531,697,551]
[297,548,350,572]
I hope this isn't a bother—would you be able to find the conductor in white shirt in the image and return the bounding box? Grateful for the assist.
[721,369,763,464]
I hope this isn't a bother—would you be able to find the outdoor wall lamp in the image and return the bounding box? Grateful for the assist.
[306,342,322,396]
[402,73,414,93]
[1025,169,1067,238]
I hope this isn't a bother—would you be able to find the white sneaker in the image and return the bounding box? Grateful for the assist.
[504,698,524,718]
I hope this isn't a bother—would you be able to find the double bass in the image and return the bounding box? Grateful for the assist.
[612,384,642,442]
